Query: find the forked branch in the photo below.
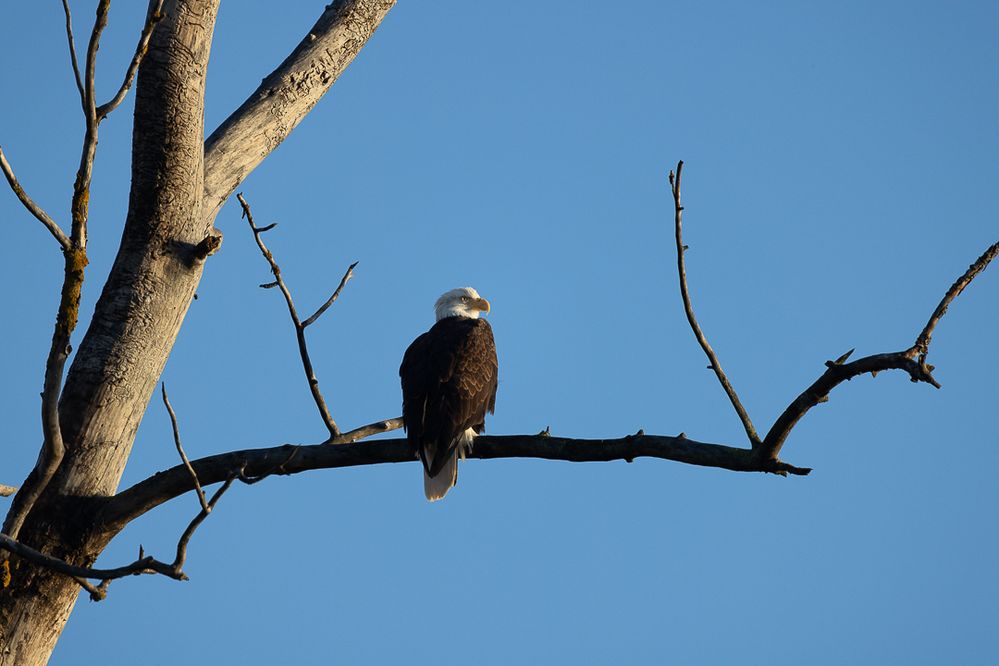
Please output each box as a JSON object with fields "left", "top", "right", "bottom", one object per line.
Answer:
{"left": 758, "top": 239, "right": 998, "bottom": 461}
{"left": 0, "top": 478, "right": 234, "bottom": 602}
{"left": 668, "top": 161, "right": 996, "bottom": 465}
{"left": 96, "top": 0, "right": 166, "bottom": 120}
{"left": 237, "top": 193, "right": 354, "bottom": 439}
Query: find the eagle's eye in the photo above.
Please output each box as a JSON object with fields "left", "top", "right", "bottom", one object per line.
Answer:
{"left": 460, "top": 296, "right": 469, "bottom": 302}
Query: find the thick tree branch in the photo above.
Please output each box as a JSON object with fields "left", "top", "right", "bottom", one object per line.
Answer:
{"left": 100, "top": 433, "right": 810, "bottom": 533}
{"left": 202, "top": 0, "right": 396, "bottom": 224}
{"left": 669, "top": 161, "right": 761, "bottom": 446}
{"left": 0, "top": 146, "right": 71, "bottom": 250}
{"left": 238, "top": 193, "right": 348, "bottom": 438}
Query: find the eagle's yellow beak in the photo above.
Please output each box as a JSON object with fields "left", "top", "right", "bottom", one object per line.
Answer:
{"left": 473, "top": 297, "right": 491, "bottom": 313}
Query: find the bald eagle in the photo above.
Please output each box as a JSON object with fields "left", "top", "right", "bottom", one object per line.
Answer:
{"left": 400, "top": 288, "right": 498, "bottom": 501}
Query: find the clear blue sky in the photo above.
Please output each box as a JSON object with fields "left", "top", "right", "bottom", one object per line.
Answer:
{"left": 2, "top": 1, "right": 997, "bottom": 664}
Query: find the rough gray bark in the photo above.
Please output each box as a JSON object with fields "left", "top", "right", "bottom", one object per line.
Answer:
{"left": 0, "top": 1, "right": 395, "bottom": 663}
{"left": 202, "top": 0, "right": 396, "bottom": 223}
{"left": 0, "top": 3, "right": 219, "bottom": 663}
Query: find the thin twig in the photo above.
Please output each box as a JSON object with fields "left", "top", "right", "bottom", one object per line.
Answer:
{"left": 0, "top": 475, "right": 236, "bottom": 602}
{"left": 237, "top": 193, "right": 343, "bottom": 438}
{"left": 172, "top": 477, "right": 234, "bottom": 571}
{"left": 911, "top": 240, "right": 999, "bottom": 362}
{"left": 60, "top": 0, "right": 85, "bottom": 103}
{"left": 330, "top": 417, "right": 404, "bottom": 444}
{"left": 0, "top": 484, "right": 18, "bottom": 497}
{"left": 0, "top": 533, "right": 183, "bottom": 584}
{"left": 161, "top": 383, "right": 209, "bottom": 512}
{"left": 302, "top": 262, "right": 358, "bottom": 328}
{"left": 83, "top": 0, "right": 111, "bottom": 123}
{"left": 0, "top": 146, "right": 71, "bottom": 250}
{"left": 669, "top": 161, "right": 761, "bottom": 447}
{"left": 96, "top": 0, "right": 166, "bottom": 120}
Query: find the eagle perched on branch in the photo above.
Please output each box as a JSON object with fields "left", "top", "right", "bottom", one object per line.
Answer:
{"left": 400, "top": 288, "right": 498, "bottom": 501}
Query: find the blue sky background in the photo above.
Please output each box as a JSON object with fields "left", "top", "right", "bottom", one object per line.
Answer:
{"left": 2, "top": 1, "right": 997, "bottom": 664}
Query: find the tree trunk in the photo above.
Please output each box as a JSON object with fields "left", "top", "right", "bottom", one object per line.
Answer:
{"left": 0, "top": 0, "right": 394, "bottom": 661}
{"left": 0, "top": 2, "right": 219, "bottom": 662}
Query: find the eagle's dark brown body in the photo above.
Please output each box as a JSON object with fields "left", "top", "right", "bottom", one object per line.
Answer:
{"left": 400, "top": 316, "right": 498, "bottom": 499}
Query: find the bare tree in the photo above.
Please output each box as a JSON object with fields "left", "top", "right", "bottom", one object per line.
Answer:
{"left": 0, "top": 2, "right": 995, "bottom": 664}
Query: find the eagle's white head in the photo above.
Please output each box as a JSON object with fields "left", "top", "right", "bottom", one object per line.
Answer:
{"left": 434, "top": 287, "right": 491, "bottom": 321}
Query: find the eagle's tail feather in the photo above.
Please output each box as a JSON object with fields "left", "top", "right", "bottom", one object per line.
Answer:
{"left": 423, "top": 429, "right": 476, "bottom": 502}
{"left": 423, "top": 448, "right": 458, "bottom": 501}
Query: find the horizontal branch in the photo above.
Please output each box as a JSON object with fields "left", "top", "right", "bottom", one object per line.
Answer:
{"left": 0, "top": 484, "right": 17, "bottom": 497}
{"left": 100, "top": 432, "right": 809, "bottom": 532}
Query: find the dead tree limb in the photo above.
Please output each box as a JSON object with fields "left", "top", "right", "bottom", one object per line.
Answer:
{"left": 669, "top": 161, "right": 761, "bottom": 446}
{"left": 332, "top": 417, "right": 404, "bottom": 444}
{"left": 912, "top": 241, "right": 999, "bottom": 362}
{"left": 0, "top": 147, "right": 70, "bottom": 250}
{"left": 161, "top": 383, "right": 209, "bottom": 512}
{"left": 758, "top": 239, "right": 998, "bottom": 462}
{"left": 99, "top": 433, "right": 812, "bottom": 533}
{"left": 0, "top": 477, "right": 234, "bottom": 602}
{"left": 59, "top": 0, "right": 85, "bottom": 102}
{"left": 2, "top": 384, "right": 232, "bottom": 602}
